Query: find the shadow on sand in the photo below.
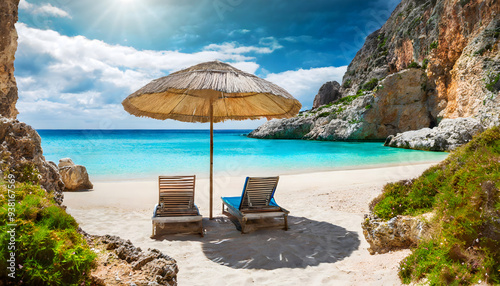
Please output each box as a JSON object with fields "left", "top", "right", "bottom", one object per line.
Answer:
{"left": 200, "top": 216, "right": 360, "bottom": 270}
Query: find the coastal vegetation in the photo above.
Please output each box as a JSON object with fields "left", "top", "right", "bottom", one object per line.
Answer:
{"left": 0, "top": 180, "right": 96, "bottom": 285}
{"left": 430, "top": 41, "right": 438, "bottom": 49}
{"left": 362, "top": 78, "right": 379, "bottom": 91}
{"left": 407, "top": 61, "right": 421, "bottom": 69}
{"left": 370, "top": 126, "right": 500, "bottom": 285}
{"left": 421, "top": 59, "right": 429, "bottom": 70}
{"left": 485, "top": 72, "right": 500, "bottom": 93}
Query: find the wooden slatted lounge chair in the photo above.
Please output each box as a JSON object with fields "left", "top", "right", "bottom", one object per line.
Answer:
{"left": 221, "top": 176, "right": 289, "bottom": 233}
{"left": 152, "top": 175, "right": 203, "bottom": 237}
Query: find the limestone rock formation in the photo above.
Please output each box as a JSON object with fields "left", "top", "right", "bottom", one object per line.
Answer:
{"left": 340, "top": 0, "right": 500, "bottom": 126}
{"left": 385, "top": 117, "right": 484, "bottom": 151}
{"left": 58, "top": 158, "right": 93, "bottom": 191}
{"left": 250, "top": 0, "right": 500, "bottom": 143}
{"left": 250, "top": 69, "right": 433, "bottom": 140}
{"left": 0, "top": 118, "right": 65, "bottom": 203}
{"left": 88, "top": 234, "right": 178, "bottom": 286}
{"left": 248, "top": 116, "right": 315, "bottom": 139}
{"left": 249, "top": 93, "right": 374, "bottom": 140}
{"left": 312, "top": 81, "right": 341, "bottom": 109}
{"left": 362, "top": 213, "right": 433, "bottom": 255}
{"left": 0, "top": 0, "right": 19, "bottom": 118}
{"left": 362, "top": 69, "right": 432, "bottom": 138}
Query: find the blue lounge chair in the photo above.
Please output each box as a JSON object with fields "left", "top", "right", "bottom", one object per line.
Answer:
{"left": 221, "top": 176, "right": 289, "bottom": 233}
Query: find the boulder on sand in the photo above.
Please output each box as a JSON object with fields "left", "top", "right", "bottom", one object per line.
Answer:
{"left": 384, "top": 117, "right": 484, "bottom": 151}
{"left": 58, "top": 158, "right": 93, "bottom": 191}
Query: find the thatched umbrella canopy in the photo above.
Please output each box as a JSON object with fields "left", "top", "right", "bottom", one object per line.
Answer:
{"left": 122, "top": 60, "right": 301, "bottom": 219}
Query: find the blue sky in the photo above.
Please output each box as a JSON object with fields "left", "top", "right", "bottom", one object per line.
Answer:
{"left": 15, "top": 0, "right": 400, "bottom": 129}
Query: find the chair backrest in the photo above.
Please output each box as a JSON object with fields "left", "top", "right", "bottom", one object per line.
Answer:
{"left": 239, "top": 176, "right": 279, "bottom": 210}
{"left": 157, "top": 175, "right": 196, "bottom": 216}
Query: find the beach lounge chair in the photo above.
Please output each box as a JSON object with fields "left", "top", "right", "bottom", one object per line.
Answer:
{"left": 152, "top": 175, "right": 203, "bottom": 237}
{"left": 221, "top": 176, "right": 289, "bottom": 233}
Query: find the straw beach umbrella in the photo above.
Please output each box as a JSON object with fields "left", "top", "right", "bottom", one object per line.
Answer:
{"left": 122, "top": 60, "right": 301, "bottom": 219}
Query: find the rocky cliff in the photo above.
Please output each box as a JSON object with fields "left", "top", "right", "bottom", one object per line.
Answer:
{"left": 250, "top": 0, "right": 500, "bottom": 141}
{"left": 312, "top": 81, "right": 341, "bottom": 109}
{"left": 0, "top": 0, "right": 19, "bottom": 118}
{"left": 0, "top": 0, "right": 64, "bottom": 202}
{"left": 0, "top": 118, "right": 65, "bottom": 203}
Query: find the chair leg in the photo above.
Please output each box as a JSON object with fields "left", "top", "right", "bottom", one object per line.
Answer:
{"left": 241, "top": 217, "right": 247, "bottom": 234}
{"left": 284, "top": 214, "right": 288, "bottom": 231}
{"left": 199, "top": 221, "right": 204, "bottom": 237}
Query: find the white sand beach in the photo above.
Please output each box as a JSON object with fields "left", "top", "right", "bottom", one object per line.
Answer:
{"left": 63, "top": 162, "right": 440, "bottom": 286}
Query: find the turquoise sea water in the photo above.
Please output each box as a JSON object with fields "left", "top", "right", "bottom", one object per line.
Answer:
{"left": 37, "top": 130, "right": 448, "bottom": 181}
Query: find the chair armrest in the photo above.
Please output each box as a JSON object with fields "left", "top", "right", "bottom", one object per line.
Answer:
{"left": 153, "top": 204, "right": 159, "bottom": 217}
{"left": 194, "top": 205, "right": 201, "bottom": 215}
{"left": 280, "top": 207, "right": 290, "bottom": 214}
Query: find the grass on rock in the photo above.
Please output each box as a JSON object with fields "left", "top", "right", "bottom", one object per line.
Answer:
{"left": 0, "top": 181, "right": 96, "bottom": 285}
{"left": 370, "top": 126, "right": 500, "bottom": 285}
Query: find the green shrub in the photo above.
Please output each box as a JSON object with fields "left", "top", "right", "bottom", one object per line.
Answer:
{"left": 378, "top": 37, "right": 388, "bottom": 49}
{"left": 371, "top": 127, "right": 500, "bottom": 285}
{"left": 422, "top": 59, "right": 429, "bottom": 70}
{"left": 408, "top": 61, "right": 421, "bottom": 69}
{"left": 0, "top": 182, "right": 96, "bottom": 285}
{"left": 332, "top": 106, "right": 345, "bottom": 115}
{"left": 485, "top": 73, "right": 500, "bottom": 93}
{"left": 342, "top": 79, "right": 352, "bottom": 88}
{"left": 362, "top": 78, "right": 379, "bottom": 91}
{"left": 430, "top": 41, "right": 438, "bottom": 50}
{"left": 356, "top": 89, "right": 366, "bottom": 97}
{"left": 317, "top": 112, "right": 330, "bottom": 118}
{"left": 365, "top": 104, "right": 372, "bottom": 109}
{"left": 337, "top": 94, "right": 360, "bottom": 105}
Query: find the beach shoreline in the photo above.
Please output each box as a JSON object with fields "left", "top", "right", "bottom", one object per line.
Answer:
{"left": 64, "top": 162, "right": 441, "bottom": 285}
{"left": 88, "top": 159, "right": 446, "bottom": 183}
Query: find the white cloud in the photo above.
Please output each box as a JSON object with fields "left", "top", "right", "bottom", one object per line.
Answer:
{"left": 15, "top": 22, "right": 264, "bottom": 92}
{"left": 19, "top": 0, "right": 33, "bottom": 10}
{"left": 14, "top": 23, "right": 346, "bottom": 129}
{"left": 259, "top": 37, "right": 283, "bottom": 51}
{"left": 14, "top": 23, "right": 289, "bottom": 129}
{"left": 265, "top": 66, "right": 348, "bottom": 109}
{"left": 34, "top": 3, "right": 71, "bottom": 18}
{"left": 228, "top": 29, "right": 251, "bottom": 37}
{"left": 19, "top": 0, "right": 71, "bottom": 18}
{"left": 204, "top": 40, "right": 282, "bottom": 55}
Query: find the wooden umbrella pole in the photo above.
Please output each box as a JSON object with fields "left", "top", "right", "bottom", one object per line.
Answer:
{"left": 209, "top": 101, "right": 214, "bottom": 220}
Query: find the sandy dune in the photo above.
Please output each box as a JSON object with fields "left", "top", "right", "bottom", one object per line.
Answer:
{"left": 63, "top": 162, "right": 439, "bottom": 286}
